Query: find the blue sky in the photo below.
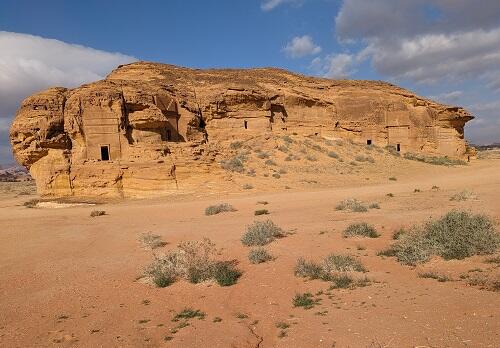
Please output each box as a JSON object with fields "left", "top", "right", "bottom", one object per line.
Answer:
{"left": 1, "top": 0, "right": 499, "bottom": 163}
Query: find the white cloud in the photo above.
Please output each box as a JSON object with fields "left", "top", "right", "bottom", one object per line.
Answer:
{"left": 261, "top": 0, "right": 302, "bottom": 11}
{"left": 283, "top": 35, "right": 321, "bottom": 58}
{"left": 311, "top": 53, "right": 356, "bottom": 79}
{"left": 0, "top": 31, "right": 136, "bottom": 163}
{"left": 429, "top": 90, "right": 463, "bottom": 104}
{"left": 0, "top": 31, "right": 136, "bottom": 118}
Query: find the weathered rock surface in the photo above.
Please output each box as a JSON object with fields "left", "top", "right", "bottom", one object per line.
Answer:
{"left": 10, "top": 62, "right": 473, "bottom": 197}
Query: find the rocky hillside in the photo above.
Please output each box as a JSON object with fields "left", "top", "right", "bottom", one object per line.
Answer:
{"left": 9, "top": 62, "right": 473, "bottom": 197}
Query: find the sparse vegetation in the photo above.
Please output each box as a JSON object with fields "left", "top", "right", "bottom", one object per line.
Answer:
{"left": 205, "top": 203, "right": 236, "bottom": 216}
{"left": 172, "top": 308, "right": 206, "bottom": 321}
{"left": 369, "top": 202, "right": 380, "bottom": 209}
{"left": 392, "top": 228, "right": 407, "bottom": 240}
{"left": 265, "top": 159, "right": 277, "bottom": 166}
{"left": 90, "top": 210, "right": 106, "bottom": 217}
{"left": 403, "top": 152, "right": 466, "bottom": 166}
{"left": 257, "top": 201, "right": 269, "bottom": 205}
{"left": 335, "top": 198, "right": 368, "bottom": 212}
{"left": 139, "top": 232, "right": 166, "bottom": 249}
{"left": 414, "top": 188, "right": 421, "bottom": 193}
{"left": 144, "top": 238, "right": 241, "bottom": 287}
{"left": 388, "top": 177, "right": 397, "bottom": 181}
{"left": 450, "top": 190, "right": 476, "bottom": 201}
{"left": 386, "top": 193, "right": 394, "bottom": 197}
{"left": 385, "top": 145, "right": 400, "bottom": 156}
{"left": 343, "top": 223, "right": 379, "bottom": 238}
{"left": 241, "top": 220, "right": 284, "bottom": 246}
{"left": 254, "top": 209, "right": 269, "bottom": 216}
{"left": 248, "top": 248, "right": 273, "bottom": 264}
{"left": 355, "top": 155, "right": 375, "bottom": 163}
{"left": 306, "top": 155, "right": 317, "bottom": 162}
{"left": 220, "top": 153, "right": 247, "bottom": 172}
{"left": 292, "top": 292, "right": 318, "bottom": 309}
{"left": 23, "top": 198, "right": 39, "bottom": 208}
{"left": 229, "top": 141, "right": 243, "bottom": 150}
{"left": 381, "top": 210, "right": 499, "bottom": 265}
{"left": 282, "top": 135, "right": 293, "bottom": 144}
{"left": 418, "top": 271, "right": 450, "bottom": 282}
{"left": 242, "top": 184, "right": 254, "bottom": 190}
{"left": 257, "top": 151, "right": 270, "bottom": 159}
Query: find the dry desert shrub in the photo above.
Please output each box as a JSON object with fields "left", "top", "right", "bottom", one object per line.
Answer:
{"left": 403, "top": 152, "right": 466, "bottom": 166}
{"left": 139, "top": 232, "right": 166, "bottom": 249}
{"left": 335, "top": 198, "right": 368, "bottom": 212}
{"left": 241, "top": 220, "right": 284, "bottom": 246}
{"left": 205, "top": 203, "right": 236, "bottom": 216}
{"left": 90, "top": 210, "right": 106, "bottom": 217}
{"left": 254, "top": 209, "right": 269, "bottom": 216}
{"left": 449, "top": 190, "right": 477, "bottom": 201}
{"left": 23, "top": 198, "right": 39, "bottom": 208}
{"left": 418, "top": 271, "right": 451, "bottom": 282}
{"left": 380, "top": 210, "right": 499, "bottom": 265}
{"left": 295, "top": 254, "right": 369, "bottom": 289}
{"left": 248, "top": 248, "right": 273, "bottom": 264}
{"left": 343, "top": 223, "right": 380, "bottom": 238}
{"left": 220, "top": 153, "right": 247, "bottom": 172}
{"left": 144, "top": 238, "right": 241, "bottom": 287}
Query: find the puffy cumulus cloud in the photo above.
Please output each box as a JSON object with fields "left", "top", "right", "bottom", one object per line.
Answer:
{"left": 0, "top": 31, "right": 136, "bottom": 118}
{"left": 329, "top": 0, "right": 500, "bottom": 144}
{"left": 261, "top": 0, "right": 302, "bottom": 11}
{"left": 0, "top": 31, "right": 136, "bottom": 163}
{"left": 310, "top": 53, "right": 356, "bottom": 78}
{"left": 283, "top": 35, "right": 322, "bottom": 58}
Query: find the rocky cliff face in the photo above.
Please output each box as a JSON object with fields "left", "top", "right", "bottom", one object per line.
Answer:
{"left": 10, "top": 62, "right": 473, "bottom": 197}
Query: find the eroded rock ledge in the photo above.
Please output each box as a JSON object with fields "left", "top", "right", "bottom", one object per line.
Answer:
{"left": 10, "top": 62, "right": 473, "bottom": 197}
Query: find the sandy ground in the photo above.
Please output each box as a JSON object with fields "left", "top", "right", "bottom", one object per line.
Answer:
{"left": 0, "top": 158, "right": 499, "bottom": 348}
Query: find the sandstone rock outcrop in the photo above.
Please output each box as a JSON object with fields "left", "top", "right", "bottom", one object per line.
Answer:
{"left": 10, "top": 62, "right": 473, "bottom": 197}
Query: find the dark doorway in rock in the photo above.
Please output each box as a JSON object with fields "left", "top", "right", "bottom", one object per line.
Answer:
{"left": 100, "top": 145, "right": 110, "bottom": 161}
{"left": 166, "top": 129, "right": 172, "bottom": 141}
{"left": 396, "top": 143, "right": 401, "bottom": 152}
{"left": 367, "top": 139, "right": 372, "bottom": 145}
{"left": 244, "top": 120, "right": 248, "bottom": 129}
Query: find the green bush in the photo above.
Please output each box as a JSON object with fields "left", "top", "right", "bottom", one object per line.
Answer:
{"left": 343, "top": 223, "right": 379, "bottom": 238}
{"left": 211, "top": 261, "right": 241, "bottom": 286}
{"left": 205, "top": 203, "right": 236, "bottom": 216}
{"left": 241, "top": 220, "right": 284, "bottom": 246}
{"left": 292, "top": 293, "right": 317, "bottom": 309}
{"left": 248, "top": 248, "right": 273, "bottom": 264}
{"left": 384, "top": 210, "right": 499, "bottom": 265}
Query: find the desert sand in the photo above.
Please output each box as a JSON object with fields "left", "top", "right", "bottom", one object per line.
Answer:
{"left": 0, "top": 152, "right": 499, "bottom": 348}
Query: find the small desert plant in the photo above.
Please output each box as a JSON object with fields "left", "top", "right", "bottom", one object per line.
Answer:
{"left": 355, "top": 155, "right": 375, "bottom": 163}
{"left": 369, "top": 202, "right": 380, "bottom": 209}
{"left": 282, "top": 135, "right": 293, "bottom": 143}
{"left": 248, "top": 248, "right": 273, "bottom": 264}
{"left": 329, "top": 273, "right": 354, "bottom": 289}
{"left": 403, "top": 152, "right": 466, "bottom": 166}
{"left": 306, "top": 155, "right": 317, "bottom": 162}
{"left": 275, "top": 321, "right": 290, "bottom": 329}
{"left": 254, "top": 209, "right": 269, "bottom": 216}
{"left": 246, "top": 169, "right": 256, "bottom": 177}
{"left": 90, "top": 210, "right": 106, "bottom": 217}
{"left": 414, "top": 188, "right": 421, "bottom": 193}
{"left": 257, "top": 201, "right": 269, "bottom": 205}
{"left": 23, "top": 198, "right": 39, "bottom": 208}
{"left": 173, "top": 308, "right": 206, "bottom": 321}
{"left": 343, "top": 223, "right": 379, "bottom": 238}
{"left": 144, "top": 238, "right": 241, "bottom": 287}
{"left": 385, "top": 145, "right": 400, "bottom": 156}
{"left": 277, "top": 145, "right": 289, "bottom": 153}
{"left": 392, "top": 228, "right": 407, "bottom": 240}
{"left": 292, "top": 292, "right": 318, "bottom": 309}
{"left": 388, "top": 177, "right": 397, "bottom": 181}
{"left": 323, "top": 254, "right": 366, "bottom": 273}
{"left": 205, "top": 203, "right": 236, "bottom": 216}
{"left": 241, "top": 220, "right": 284, "bottom": 246}
{"left": 383, "top": 210, "right": 499, "bottom": 265}
{"left": 294, "top": 258, "right": 324, "bottom": 279}
{"left": 386, "top": 193, "right": 394, "bottom": 197}
{"left": 265, "top": 159, "right": 277, "bottom": 166}
{"left": 328, "top": 151, "right": 339, "bottom": 159}
{"left": 335, "top": 198, "right": 368, "bottom": 212}
{"left": 229, "top": 141, "right": 243, "bottom": 150}
{"left": 272, "top": 173, "right": 281, "bottom": 179}
{"left": 418, "top": 271, "right": 450, "bottom": 282}
{"left": 450, "top": 190, "right": 476, "bottom": 201}
{"left": 221, "top": 154, "right": 247, "bottom": 172}
{"left": 432, "top": 185, "right": 440, "bottom": 190}
{"left": 139, "top": 232, "right": 166, "bottom": 249}
{"left": 211, "top": 261, "right": 242, "bottom": 286}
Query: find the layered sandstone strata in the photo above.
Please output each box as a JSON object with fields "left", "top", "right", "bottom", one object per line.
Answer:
{"left": 10, "top": 62, "right": 473, "bottom": 197}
